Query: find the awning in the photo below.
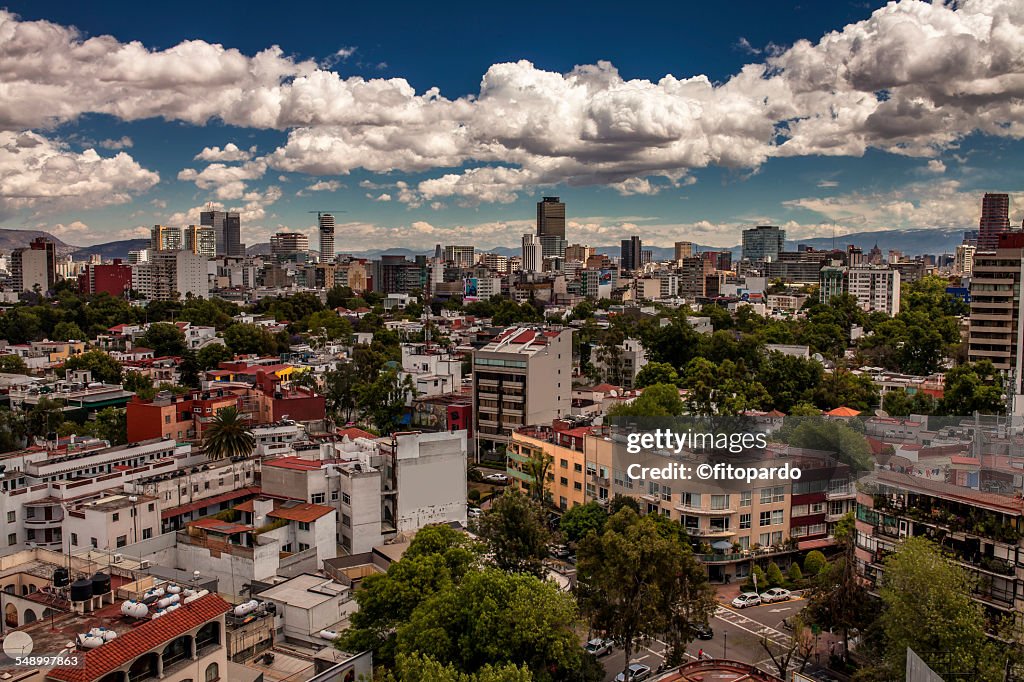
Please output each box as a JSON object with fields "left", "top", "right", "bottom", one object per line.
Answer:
{"left": 711, "top": 540, "right": 733, "bottom": 551}
{"left": 161, "top": 486, "right": 260, "bottom": 520}
{"left": 797, "top": 538, "right": 834, "bottom": 551}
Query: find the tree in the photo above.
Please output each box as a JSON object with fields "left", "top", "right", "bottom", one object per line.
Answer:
{"left": 322, "top": 363, "right": 361, "bottom": 424}
{"left": 882, "top": 388, "right": 936, "bottom": 417}
{"left": 787, "top": 562, "right": 803, "bottom": 584}
{"left": 522, "top": 449, "right": 552, "bottom": 505}
{"left": 306, "top": 310, "right": 352, "bottom": 342}
{"left": 61, "top": 350, "right": 123, "bottom": 384}
{"left": 123, "top": 371, "right": 156, "bottom": 400}
{"left": 802, "top": 550, "right": 826, "bottom": 577}
{"left": 358, "top": 369, "right": 415, "bottom": 435}
{"left": 875, "top": 537, "right": 999, "bottom": 680}
{"left": 759, "top": 613, "right": 815, "bottom": 679}
{"left": 61, "top": 407, "right": 127, "bottom": 445}
{"left": 765, "top": 561, "right": 785, "bottom": 587}
{"left": 25, "top": 398, "right": 64, "bottom": 439}
{"left": 813, "top": 368, "right": 878, "bottom": 412}
{"left": 577, "top": 508, "right": 714, "bottom": 679}
{"left": 558, "top": 501, "right": 607, "bottom": 545}
{"left": 0, "top": 408, "right": 27, "bottom": 453}
{"left": 755, "top": 352, "right": 823, "bottom": 413}
{"left": 476, "top": 489, "right": 552, "bottom": 577}
{"left": 202, "top": 406, "right": 255, "bottom": 460}
{"left": 779, "top": 417, "right": 873, "bottom": 472}
{"left": 0, "top": 355, "right": 29, "bottom": 375}
{"left": 52, "top": 321, "right": 86, "bottom": 342}
{"left": 223, "top": 323, "right": 278, "bottom": 356}
{"left": 378, "top": 653, "right": 533, "bottom": 682}
{"left": 805, "top": 514, "right": 875, "bottom": 665}
{"left": 940, "top": 360, "right": 1005, "bottom": 415}
{"left": 606, "top": 383, "right": 685, "bottom": 417}
{"left": 138, "top": 322, "right": 188, "bottom": 357}
{"left": 396, "top": 568, "right": 589, "bottom": 682}
{"left": 633, "top": 362, "right": 679, "bottom": 389}
{"left": 196, "top": 344, "right": 234, "bottom": 371}
{"left": 337, "top": 525, "right": 482, "bottom": 667}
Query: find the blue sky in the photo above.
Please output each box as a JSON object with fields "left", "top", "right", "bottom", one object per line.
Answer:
{"left": 1, "top": 0, "right": 1023, "bottom": 251}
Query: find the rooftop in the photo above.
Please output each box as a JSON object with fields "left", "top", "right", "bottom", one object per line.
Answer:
{"left": 256, "top": 573, "right": 348, "bottom": 609}
{"left": 268, "top": 501, "right": 334, "bottom": 523}
{"left": 187, "top": 518, "right": 254, "bottom": 535}
{"left": 869, "top": 470, "right": 1024, "bottom": 516}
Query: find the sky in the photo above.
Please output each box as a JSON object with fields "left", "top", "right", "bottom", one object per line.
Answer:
{"left": 1, "top": 0, "right": 1024, "bottom": 252}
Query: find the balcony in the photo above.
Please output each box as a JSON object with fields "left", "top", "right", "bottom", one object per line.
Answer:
{"left": 675, "top": 504, "right": 736, "bottom": 515}
{"left": 694, "top": 545, "right": 798, "bottom": 564}
{"left": 826, "top": 488, "right": 855, "bottom": 501}
{"left": 690, "top": 527, "right": 736, "bottom": 538}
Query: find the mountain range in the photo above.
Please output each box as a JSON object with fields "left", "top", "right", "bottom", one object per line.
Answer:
{"left": 0, "top": 226, "right": 973, "bottom": 262}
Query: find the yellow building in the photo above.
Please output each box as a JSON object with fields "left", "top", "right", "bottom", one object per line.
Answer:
{"left": 509, "top": 423, "right": 606, "bottom": 510}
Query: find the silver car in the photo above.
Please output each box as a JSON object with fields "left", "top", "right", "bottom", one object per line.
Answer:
{"left": 615, "top": 664, "right": 652, "bottom": 682}
{"left": 584, "top": 638, "right": 613, "bottom": 657}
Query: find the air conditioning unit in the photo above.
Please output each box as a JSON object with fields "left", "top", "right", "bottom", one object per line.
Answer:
{"left": 113, "top": 554, "right": 124, "bottom": 563}
{"left": 138, "top": 560, "right": 151, "bottom": 569}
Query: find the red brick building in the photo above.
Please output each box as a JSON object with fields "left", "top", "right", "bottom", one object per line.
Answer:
{"left": 78, "top": 260, "right": 133, "bottom": 297}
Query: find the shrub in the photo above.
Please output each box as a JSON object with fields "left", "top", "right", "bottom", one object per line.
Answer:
{"left": 787, "top": 562, "right": 803, "bottom": 584}
{"left": 766, "top": 561, "right": 785, "bottom": 587}
{"left": 803, "top": 550, "right": 827, "bottom": 576}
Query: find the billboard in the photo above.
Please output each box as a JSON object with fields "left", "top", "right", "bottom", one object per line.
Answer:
{"left": 464, "top": 277, "right": 480, "bottom": 301}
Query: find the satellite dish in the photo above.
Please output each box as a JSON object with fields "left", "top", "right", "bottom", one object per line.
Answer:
{"left": 875, "top": 409, "right": 890, "bottom": 418}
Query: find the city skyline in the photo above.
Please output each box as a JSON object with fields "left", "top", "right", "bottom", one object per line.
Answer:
{"left": 1, "top": 1, "right": 1024, "bottom": 250}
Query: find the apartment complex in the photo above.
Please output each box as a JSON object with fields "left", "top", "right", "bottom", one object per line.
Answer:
{"left": 184, "top": 224, "right": 217, "bottom": 257}
{"left": 968, "top": 232, "right": 1024, "bottom": 407}
{"left": 271, "top": 231, "right": 310, "bottom": 256}
{"left": 11, "top": 237, "right": 57, "bottom": 294}
{"left": 855, "top": 471, "right": 1024, "bottom": 624}
{"left": 131, "top": 250, "right": 209, "bottom": 301}
{"left": 819, "top": 264, "right": 901, "bottom": 316}
{"left": 473, "top": 326, "right": 573, "bottom": 457}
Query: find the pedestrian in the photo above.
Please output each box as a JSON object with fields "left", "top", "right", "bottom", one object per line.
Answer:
{"left": 698, "top": 648, "right": 703, "bottom": 659}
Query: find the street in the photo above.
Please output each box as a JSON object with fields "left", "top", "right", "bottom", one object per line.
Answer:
{"left": 598, "top": 597, "right": 823, "bottom": 681}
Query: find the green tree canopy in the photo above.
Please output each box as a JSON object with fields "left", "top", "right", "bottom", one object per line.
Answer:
{"left": 202, "top": 406, "right": 255, "bottom": 460}
{"left": 61, "top": 349, "right": 123, "bottom": 384}
{"left": 476, "top": 489, "right": 552, "bottom": 577}
{"left": 558, "top": 501, "right": 608, "bottom": 545}
{"left": 138, "top": 322, "right": 188, "bottom": 357}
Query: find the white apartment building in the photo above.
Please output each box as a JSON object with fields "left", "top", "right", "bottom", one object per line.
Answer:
{"left": 593, "top": 338, "right": 649, "bottom": 389}
{"left": 522, "top": 234, "right": 542, "bottom": 273}
{"left": 65, "top": 492, "right": 162, "bottom": 551}
{"left": 819, "top": 265, "right": 901, "bottom": 316}
{"left": 955, "top": 244, "right": 976, "bottom": 276}
{"left": 400, "top": 343, "right": 463, "bottom": 400}
{"left": 133, "top": 250, "right": 209, "bottom": 300}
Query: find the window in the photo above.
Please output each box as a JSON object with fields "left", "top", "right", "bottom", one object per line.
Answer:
{"left": 711, "top": 494, "right": 730, "bottom": 510}
{"left": 759, "top": 486, "right": 785, "bottom": 504}
{"left": 71, "top": 532, "right": 78, "bottom": 546}
{"left": 758, "top": 533, "right": 770, "bottom": 547}
{"left": 661, "top": 485, "right": 672, "bottom": 502}
{"left": 298, "top": 543, "right": 310, "bottom": 551}
{"left": 6, "top": 533, "right": 15, "bottom": 546}
{"left": 5, "top": 511, "right": 13, "bottom": 523}
{"left": 331, "top": 490, "right": 339, "bottom": 501}
{"left": 193, "top": 485, "right": 199, "bottom": 494}
{"left": 560, "top": 477, "right": 568, "bottom": 486}
{"left": 204, "top": 481, "right": 211, "bottom": 490}
{"left": 737, "top": 536, "right": 750, "bottom": 550}
{"left": 116, "top": 535, "right": 127, "bottom": 548}
{"left": 148, "top": 503, "right": 155, "bottom": 512}
{"left": 112, "top": 513, "right": 120, "bottom": 522}
{"left": 759, "top": 511, "right": 772, "bottom": 527}
{"left": 298, "top": 522, "right": 311, "bottom": 531}
{"left": 342, "top": 514, "right": 351, "bottom": 527}
{"left": 282, "top": 543, "right": 292, "bottom": 552}
{"left": 771, "top": 531, "right": 784, "bottom": 546}
{"left": 311, "top": 493, "right": 325, "bottom": 504}
{"left": 205, "top": 662, "right": 219, "bottom": 682}
{"left": 574, "top": 463, "right": 583, "bottom": 473}
{"left": 681, "top": 492, "right": 701, "bottom": 508}
{"left": 90, "top": 537, "right": 98, "bottom": 548}
{"left": 739, "top": 514, "right": 751, "bottom": 529}
{"left": 560, "top": 459, "right": 568, "bottom": 469}
{"left": 342, "top": 493, "right": 351, "bottom": 505}
{"left": 573, "top": 482, "right": 582, "bottom": 491}
{"left": 772, "top": 509, "right": 784, "bottom": 525}
{"left": 740, "top": 491, "right": 751, "bottom": 507}
{"left": 143, "top": 528, "right": 152, "bottom": 540}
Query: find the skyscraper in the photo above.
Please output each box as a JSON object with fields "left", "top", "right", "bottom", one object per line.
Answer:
{"left": 444, "top": 245, "right": 476, "bottom": 268}
{"left": 184, "top": 224, "right": 216, "bottom": 258}
{"left": 536, "top": 197, "right": 566, "bottom": 259}
{"left": 11, "top": 237, "right": 56, "bottom": 293}
{"left": 978, "top": 193, "right": 1010, "bottom": 251}
{"left": 522, "top": 234, "right": 542, "bottom": 273}
{"left": 741, "top": 225, "right": 786, "bottom": 261}
{"left": 674, "top": 241, "right": 695, "bottom": 261}
{"left": 620, "top": 236, "right": 642, "bottom": 271}
{"left": 200, "top": 210, "right": 244, "bottom": 257}
{"left": 318, "top": 213, "right": 336, "bottom": 262}
{"left": 150, "top": 225, "right": 182, "bottom": 252}
{"left": 270, "top": 231, "right": 310, "bottom": 257}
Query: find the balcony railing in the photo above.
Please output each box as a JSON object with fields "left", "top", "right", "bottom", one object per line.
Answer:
{"left": 694, "top": 545, "right": 798, "bottom": 564}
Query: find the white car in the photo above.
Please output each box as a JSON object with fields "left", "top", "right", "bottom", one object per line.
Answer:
{"left": 614, "top": 664, "right": 652, "bottom": 682}
{"left": 467, "top": 506, "right": 482, "bottom": 518}
{"left": 760, "top": 587, "right": 791, "bottom": 603}
{"left": 484, "top": 473, "right": 508, "bottom": 483}
{"left": 584, "top": 638, "right": 613, "bottom": 657}
{"left": 731, "top": 592, "right": 762, "bottom": 608}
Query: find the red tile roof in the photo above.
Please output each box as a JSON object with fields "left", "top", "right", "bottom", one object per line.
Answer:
{"left": 187, "top": 518, "right": 253, "bottom": 534}
{"left": 337, "top": 427, "right": 377, "bottom": 441}
{"left": 48, "top": 594, "right": 231, "bottom": 682}
{"left": 161, "top": 486, "right": 260, "bottom": 520}
{"left": 269, "top": 502, "right": 335, "bottom": 523}
{"left": 264, "top": 457, "right": 325, "bottom": 471}
{"left": 826, "top": 406, "right": 861, "bottom": 417}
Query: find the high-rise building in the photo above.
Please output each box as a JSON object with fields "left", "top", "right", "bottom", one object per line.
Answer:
{"left": 132, "top": 251, "right": 209, "bottom": 301}
{"left": 620, "top": 236, "right": 642, "bottom": 271}
{"left": 201, "top": 210, "right": 244, "bottom": 257}
{"left": 978, "top": 193, "right": 1011, "bottom": 251}
{"left": 674, "top": 241, "right": 695, "bottom": 261}
{"left": 444, "top": 245, "right": 476, "bottom": 268}
{"left": 78, "top": 261, "right": 132, "bottom": 297}
{"left": 818, "top": 265, "right": 901, "bottom": 316}
{"left": 10, "top": 237, "right": 56, "bottom": 294}
{"left": 968, "top": 232, "right": 1024, "bottom": 410}
{"left": 127, "top": 249, "right": 149, "bottom": 265}
{"left": 742, "top": 225, "right": 786, "bottom": 261}
{"left": 954, "top": 244, "right": 976, "bottom": 276}
{"left": 522, "top": 234, "right": 542, "bottom": 273}
{"left": 318, "top": 213, "right": 336, "bottom": 262}
{"left": 472, "top": 326, "right": 573, "bottom": 457}
{"left": 150, "top": 225, "right": 182, "bottom": 252}
{"left": 481, "top": 253, "right": 509, "bottom": 273}
{"left": 184, "top": 224, "right": 216, "bottom": 258}
{"left": 270, "top": 231, "right": 310, "bottom": 257}
{"left": 564, "top": 244, "right": 593, "bottom": 263}
{"left": 536, "top": 197, "right": 567, "bottom": 259}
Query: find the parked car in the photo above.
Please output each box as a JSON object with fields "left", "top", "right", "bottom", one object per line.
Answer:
{"left": 731, "top": 592, "right": 762, "bottom": 608}
{"left": 694, "top": 623, "right": 714, "bottom": 640}
{"left": 584, "top": 638, "right": 613, "bottom": 657}
{"left": 615, "top": 663, "right": 652, "bottom": 682}
{"left": 760, "top": 587, "right": 791, "bottom": 603}
{"left": 484, "top": 473, "right": 508, "bottom": 483}
{"left": 467, "top": 506, "right": 482, "bottom": 518}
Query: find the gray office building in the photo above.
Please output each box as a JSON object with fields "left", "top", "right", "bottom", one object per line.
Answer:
{"left": 201, "top": 210, "right": 245, "bottom": 257}
{"left": 537, "top": 197, "right": 567, "bottom": 259}
{"left": 742, "top": 225, "right": 786, "bottom": 262}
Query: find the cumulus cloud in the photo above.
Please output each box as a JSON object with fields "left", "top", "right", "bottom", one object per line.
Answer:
{"left": 48, "top": 220, "right": 90, "bottom": 240}
{"left": 1, "top": 2, "right": 1023, "bottom": 205}
{"left": 925, "top": 159, "right": 946, "bottom": 174}
{"left": 0, "top": 131, "right": 158, "bottom": 217}
{"left": 195, "top": 143, "right": 255, "bottom": 162}
{"left": 304, "top": 180, "right": 343, "bottom": 192}
{"left": 177, "top": 159, "right": 268, "bottom": 199}
{"left": 99, "top": 136, "right": 133, "bottom": 150}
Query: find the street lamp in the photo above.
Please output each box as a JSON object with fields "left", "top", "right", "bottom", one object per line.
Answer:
{"left": 723, "top": 631, "right": 727, "bottom": 660}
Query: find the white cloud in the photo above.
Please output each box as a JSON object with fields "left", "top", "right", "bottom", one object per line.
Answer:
{"left": 735, "top": 37, "right": 761, "bottom": 56}
{"left": 304, "top": 180, "right": 343, "bottom": 192}
{"left": 372, "top": 193, "right": 392, "bottom": 202}
{"left": 195, "top": 143, "right": 255, "bottom": 162}
{"left": 177, "top": 159, "right": 268, "bottom": 199}
{"left": 150, "top": 198, "right": 167, "bottom": 208}
{"left": 817, "top": 180, "right": 839, "bottom": 188}
{"left": 0, "top": 2, "right": 1023, "bottom": 205}
{"left": 611, "top": 177, "right": 662, "bottom": 196}
{"left": 925, "top": 159, "right": 946, "bottom": 174}
{"left": 48, "top": 220, "right": 90, "bottom": 240}
{"left": 0, "top": 131, "right": 159, "bottom": 218}
{"left": 99, "top": 136, "right": 133, "bottom": 150}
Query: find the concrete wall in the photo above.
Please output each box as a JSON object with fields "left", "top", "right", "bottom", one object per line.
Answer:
{"left": 395, "top": 432, "right": 467, "bottom": 531}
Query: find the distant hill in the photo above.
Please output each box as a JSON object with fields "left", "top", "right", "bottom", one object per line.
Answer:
{"left": 0, "top": 229, "right": 76, "bottom": 256}
{"left": 71, "top": 238, "right": 149, "bottom": 260}
{"left": 785, "top": 228, "right": 968, "bottom": 256}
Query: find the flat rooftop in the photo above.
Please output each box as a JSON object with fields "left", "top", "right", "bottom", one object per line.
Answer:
{"left": 256, "top": 574, "right": 348, "bottom": 609}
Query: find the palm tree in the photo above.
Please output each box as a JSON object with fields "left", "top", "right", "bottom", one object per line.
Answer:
{"left": 202, "top": 406, "right": 255, "bottom": 460}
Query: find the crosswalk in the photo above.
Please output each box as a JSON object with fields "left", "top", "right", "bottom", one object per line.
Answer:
{"left": 714, "top": 606, "right": 793, "bottom": 649}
